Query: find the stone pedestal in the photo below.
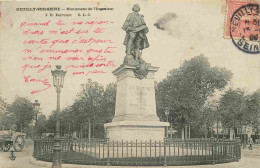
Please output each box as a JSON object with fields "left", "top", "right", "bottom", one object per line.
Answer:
{"left": 104, "top": 64, "right": 169, "bottom": 141}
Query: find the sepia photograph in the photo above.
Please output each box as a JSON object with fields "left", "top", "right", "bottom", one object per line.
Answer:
{"left": 0, "top": 0, "right": 259, "bottom": 168}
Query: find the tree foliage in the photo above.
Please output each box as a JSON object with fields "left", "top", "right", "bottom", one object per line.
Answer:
{"left": 4, "top": 55, "right": 257, "bottom": 140}
{"left": 219, "top": 89, "right": 260, "bottom": 130}
{"left": 35, "top": 114, "right": 48, "bottom": 136}
{"left": 0, "top": 96, "right": 11, "bottom": 130}
{"left": 6, "top": 96, "right": 35, "bottom": 132}
{"left": 219, "top": 89, "right": 246, "bottom": 128}
{"left": 245, "top": 89, "right": 260, "bottom": 126}
{"left": 47, "top": 80, "right": 117, "bottom": 139}
{"left": 101, "top": 83, "right": 117, "bottom": 123}
{"left": 156, "top": 55, "right": 232, "bottom": 130}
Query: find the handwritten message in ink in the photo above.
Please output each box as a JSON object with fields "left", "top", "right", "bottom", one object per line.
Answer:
{"left": 19, "top": 15, "right": 117, "bottom": 94}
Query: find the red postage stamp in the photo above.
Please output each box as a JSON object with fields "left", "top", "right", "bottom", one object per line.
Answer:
{"left": 225, "top": 0, "right": 259, "bottom": 54}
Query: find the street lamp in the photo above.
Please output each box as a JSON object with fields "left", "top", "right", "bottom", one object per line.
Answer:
{"left": 33, "top": 100, "right": 40, "bottom": 139}
{"left": 51, "top": 65, "right": 66, "bottom": 168}
{"left": 164, "top": 107, "right": 170, "bottom": 138}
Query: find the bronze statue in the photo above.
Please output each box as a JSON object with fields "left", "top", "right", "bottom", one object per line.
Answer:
{"left": 122, "top": 4, "right": 149, "bottom": 62}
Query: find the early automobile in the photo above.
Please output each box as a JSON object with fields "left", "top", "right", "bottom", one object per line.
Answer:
{"left": 0, "top": 130, "right": 26, "bottom": 152}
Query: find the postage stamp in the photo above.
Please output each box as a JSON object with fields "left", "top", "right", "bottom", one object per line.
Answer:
{"left": 224, "top": 0, "right": 259, "bottom": 54}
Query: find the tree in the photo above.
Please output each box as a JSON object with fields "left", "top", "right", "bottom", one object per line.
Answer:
{"left": 0, "top": 113, "right": 13, "bottom": 130}
{"left": 58, "top": 79, "right": 106, "bottom": 139}
{"left": 47, "top": 80, "right": 104, "bottom": 138}
{"left": 197, "top": 101, "right": 218, "bottom": 138}
{"left": 60, "top": 107, "right": 74, "bottom": 137}
{"left": 243, "top": 89, "right": 260, "bottom": 136}
{"left": 35, "top": 114, "right": 48, "bottom": 137}
{"left": 7, "top": 96, "right": 35, "bottom": 132}
{"left": 245, "top": 90, "right": 260, "bottom": 126}
{"left": 101, "top": 83, "right": 116, "bottom": 123}
{"left": 219, "top": 89, "right": 246, "bottom": 129}
{"left": 218, "top": 88, "right": 252, "bottom": 139}
{"left": 0, "top": 96, "right": 11, "bottom": 130}
{"left": 98, "top": 83, "right": 116, "bottom": 138}
{"left": 80, "top": 79, "right": 104, "bottom": 139}
{"left": 218, "top": 88, "right": 260, "bottom": 140}
{"left": 46, "top": 110, "right": 57, "bottom": 133}
{"left": 69, "top": 98, "right": 87, "bottom": 138}
{"left": 156, "top": 55, "right": 232, "bottom": 138}
{"left": 46, "top": 80, "right": 117, "bottom": 139}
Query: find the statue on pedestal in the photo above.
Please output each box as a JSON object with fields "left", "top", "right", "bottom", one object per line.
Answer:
{"left": 105, "top": 5, "right": 169, "bottom": 141}
{"left": 122, "top": 4, "right": 149, "bottom": 64}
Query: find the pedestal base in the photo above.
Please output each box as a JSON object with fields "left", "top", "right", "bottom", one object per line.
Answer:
{"left": 105, "top": 121, "right": 169, "bottom": 141}
{"left": 105, "top": 63, "right": 169, "bottom": 142}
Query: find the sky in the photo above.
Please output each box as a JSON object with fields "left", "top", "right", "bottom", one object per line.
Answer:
{"left": 0, "top": 0, "right": 259, "bottom": 117}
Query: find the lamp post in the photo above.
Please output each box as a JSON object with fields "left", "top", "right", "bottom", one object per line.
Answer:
{"left": 164, "top": 107, "right": 170, "bottom": 139}
{"left": 51, "top": 65, "right": 66, "bottom": 168}
{"left": 33, "top": 100, "right": 40, "bottom": 139}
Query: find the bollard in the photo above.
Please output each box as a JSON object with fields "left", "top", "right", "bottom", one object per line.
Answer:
{"left": 9, "top": 149, "right": 16, "bottom": 161}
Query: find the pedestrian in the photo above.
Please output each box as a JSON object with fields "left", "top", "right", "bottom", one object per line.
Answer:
{"left": 243, "top": 141, "right": 247, "bottom": 149}
{"left": 248, "top": 137, "right": 253, "bottom": 150}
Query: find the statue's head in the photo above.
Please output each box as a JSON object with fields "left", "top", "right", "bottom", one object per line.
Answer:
{"left": 132, "top": 4, "right": 140, "bottom": 12}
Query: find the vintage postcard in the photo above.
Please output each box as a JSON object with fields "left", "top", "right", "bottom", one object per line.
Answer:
{"left": 0, "top": 0, "right": 259, "bottom": 168}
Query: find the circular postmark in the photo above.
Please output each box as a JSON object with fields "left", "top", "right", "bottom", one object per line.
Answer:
{"left": 230, "top": 3, "right": 259, "bottom": 54}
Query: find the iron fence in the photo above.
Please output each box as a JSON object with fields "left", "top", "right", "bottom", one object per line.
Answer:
{"left": 33, "top": 138, "right": 241, "bottom": 166}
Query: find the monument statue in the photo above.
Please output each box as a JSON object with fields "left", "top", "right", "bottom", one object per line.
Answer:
{"left": 104, "top": 4, "right": 169, "bottom": 141}
{"left": 122, "top": 4, "right": 149, "bottom": 63}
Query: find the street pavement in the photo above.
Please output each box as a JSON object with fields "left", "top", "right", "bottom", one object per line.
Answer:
{"left": 0, "top": 139, "right": 36, "bottom": 168}
{"left": 0, "top": 140, "right": 260, "bottom": 168}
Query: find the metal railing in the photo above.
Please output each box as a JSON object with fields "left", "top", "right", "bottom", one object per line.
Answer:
{"left": 33, "top": 138, "right": 241, "bottom": 166}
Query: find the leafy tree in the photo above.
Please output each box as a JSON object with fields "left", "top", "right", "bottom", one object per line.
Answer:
{"left": 0, "top": 96, "right": 11, "bottom": 130}
{"left": 60, "top": 107, "right": 74, "bottom": 137}
{"left": 101, "top": 83, "right": 116, "bottom": 123}
{"left": 48, "top": 81, "right": 117, "bottom": 139}
{"left": 0, "top": 113, "right": 13, "bottom": 130}
{"left": 244, "top": 89, "right": 260, "bottom": 126}
{"left": 35, "top": 114, "right": 48, "bottom": 137}
{"left": 218, "top": 88, "right": 260, "bottom": 138}
{"left": 46, "top": 110, "right": 57, "bottom": 133}
{"left": 69, "top": 98, "right": 87, "bottom": 138}
{"left": 96, "top": 83, "right": 117, "bottom": 138}
{"left": 241, "top": 89, "right": 260, "bottom": 135}
{"left": 79, "top": 79, "right": 104, "bottom": 139}
{"left": 56, "top": 79, "right": 106, "bottom": 139}
{"left": 219, "top": 89, "right": 246, "bottom": 129}
{"left": 156, "top": 55, "right": 232, "bottom": 137}
{"left": 196, "top": 101, "right": 218, "bottom": 138}
{"left": 7, "top": 96, "right": 35, "bottom": 132}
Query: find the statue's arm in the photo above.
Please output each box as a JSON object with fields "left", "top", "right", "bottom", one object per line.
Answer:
{"left": 141, "top": 15, "right": 149, "bottom": 34}
{"left": 122, "top": 14, "right": 132, "bottom": 31}
{"left": 140, "top": 14, "right": 146, "bottom": 24}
